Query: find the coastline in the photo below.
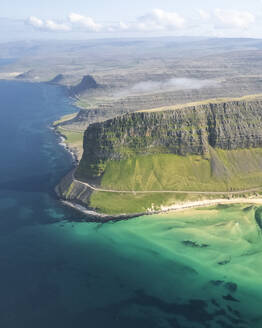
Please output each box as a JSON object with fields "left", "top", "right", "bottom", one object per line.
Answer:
{"left": 54, "top": 128, "right": 262, "bottom": 221}
{"left": 61, "top": 200, "right": 146, "bottom": 222}
{"left": 60, "top": 196, "right": 262, "bottom": 222}
{"left": 49, "top": 91, "right": 82, "bottom": 165}
{"left": 51, "top": 125, "right": 79, "bottom": 165}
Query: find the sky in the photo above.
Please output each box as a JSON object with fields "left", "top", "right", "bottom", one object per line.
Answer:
{"left": 1, "top": 0, "right": 262, "bottom": 41}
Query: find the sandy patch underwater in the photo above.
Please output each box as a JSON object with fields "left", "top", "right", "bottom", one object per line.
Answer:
{"left": 77, "top": 204, "right": 262, "bottom": 327}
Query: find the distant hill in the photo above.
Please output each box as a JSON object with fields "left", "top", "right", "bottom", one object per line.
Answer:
{"left": 48, "top": 74, "right": 65, "bottom": 84}
{"left": 15, "top": 70, "right": 35, "bottom": 80}
{"left": 69, "top": 75, "right": 100, "bottom": 96}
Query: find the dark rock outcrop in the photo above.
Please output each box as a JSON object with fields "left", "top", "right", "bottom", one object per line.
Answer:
{"left": 55, "top": 170, "right": 93, "bottom": 205}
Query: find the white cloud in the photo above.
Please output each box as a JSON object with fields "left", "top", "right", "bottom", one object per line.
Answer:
{"left": 27, "top": 16, "right": 44, "bottom": 28}
{"left": 118, "top": 22, "right": 129, "bottom": 30}
{"left": 69, "top": 13, "right": 102, "bottom": 32}
{"left": 136, "top": 9, "right": 186, "bottom": 31}
{"left": 105, "top": 21, "right": 130, "bottom": 33}
{"left": 197, "top": 9, "right": 210, "bottom": 20}
{"left": 214, "top": 9, "right": 255, "bottom": 28}
{"left": 25, "top": 8, "right": 258, "bottom": 37}
{"left": 26, "top": 16, "right": 71, "bottom": 31}
{"left": 102, "top": 9, "right": 186, "bottom": 33}
{"left": 45, "top": 20, "right": 71, "bottom": 31}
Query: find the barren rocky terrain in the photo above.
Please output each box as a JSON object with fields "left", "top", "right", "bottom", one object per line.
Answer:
{"left": 2, "top": 37, "right": 262, "bottom": 130}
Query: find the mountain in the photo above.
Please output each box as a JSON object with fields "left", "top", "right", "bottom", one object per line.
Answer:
{"left": 48, "top": 74, "right": 65, "bottom": 84}
{"left": 69, "top": 75, "right": 101, "bottom": 96}
{"left": 15, "top": 70, "right": 36, "bottom": 80}
{"left": 57, "top": 97, "right": 262, "bottom": 215}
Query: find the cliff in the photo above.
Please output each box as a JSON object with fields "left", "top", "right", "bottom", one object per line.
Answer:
{"left": 56, "top": 99, "right": 262, "bottom": 215}
{"left": 76, "top": 100, "right": 262, "bottom": 180}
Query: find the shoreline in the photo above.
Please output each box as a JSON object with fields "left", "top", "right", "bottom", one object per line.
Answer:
{"left": 60, "top": 196, "right": 262, "bottom": 222}
{"left": 54, "top": 136, "right": 262, "bottom": 221}
{"left": 51, "top": 125, "right": 79, "bottom": 165}
{"left": 61, "top": 200, "right": 146, "bottom": 222}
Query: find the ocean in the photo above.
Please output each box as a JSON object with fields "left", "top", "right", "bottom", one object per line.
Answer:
{"left": 0, "top": 79, "right": 261, "bottom": 328}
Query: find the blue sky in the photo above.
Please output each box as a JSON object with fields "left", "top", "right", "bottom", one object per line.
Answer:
{"left": 1, "top": 0, "right": 262, "bottom": 41}
{"left": 1, "top": 0, "right": 261, "bottom": 20}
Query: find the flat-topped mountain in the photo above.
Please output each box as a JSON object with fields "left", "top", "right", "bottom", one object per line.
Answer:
{"left": 57, "top": 98, "right": 262, "bottom": 215}
{"left": 76, "top": 100, "right": 262, "bottom": 179}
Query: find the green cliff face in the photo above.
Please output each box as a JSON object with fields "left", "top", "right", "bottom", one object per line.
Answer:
{"left": 76, "top": 100, "right": 262, "bottom": 180}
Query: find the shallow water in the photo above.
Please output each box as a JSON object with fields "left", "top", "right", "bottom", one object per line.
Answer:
{"left": 0, "top": 81, "right": 261, "bottom": 328}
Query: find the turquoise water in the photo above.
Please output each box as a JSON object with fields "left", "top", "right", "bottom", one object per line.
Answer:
{"left": 0, "top": 80, "right": 261, "bottom": 328}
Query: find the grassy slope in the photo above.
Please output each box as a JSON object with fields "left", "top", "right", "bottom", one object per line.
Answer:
{"left": 58, "top": 127, "right": 83, "bottom": 144}
{"left": 89, "top": 147, "right": 262, "bottom": 214}
{"left": 90, "top": 192, "right": 223, "bottom": 215}
{"left": 57, "top": 126, "right": 84, "bottom": 159}
{"left": 53, "top": 113, "right": 77, "bottom": 126}
{"left": 99, "top": 148, "right": 262, "bottom": 192}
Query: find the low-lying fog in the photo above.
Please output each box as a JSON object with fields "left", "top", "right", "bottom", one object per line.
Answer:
{"left": 115, "top": 77, "right": 219, "bottom": 98}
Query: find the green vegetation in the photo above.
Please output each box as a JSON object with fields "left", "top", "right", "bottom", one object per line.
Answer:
{"left": 77, "top": 99, "right": 262, "bottom": 181}
{"left": 99, "top": 148, "right": 262, "bottom": 192}
{"left": 53, "top": 113, "right": 77, "bottom": 126}
{"left": 57, "top": 126, "right": 83, "bottom": 144}
{"left": 87, "top": 146, "right": 262, "bottom": 215}
{"left": 89, "top": 191, "right": 221, "bottom": 215}
{"left": 75, "top": 97, "right": 113, "bottom": 109}
{"left": 75, "top": 99, "right": 93, "bottom": 109}
{"left": 66, "top": 98, "right": 262, "bottom": 215}
{"left": 56, "top": 126, "right": 84, "bottom": 159}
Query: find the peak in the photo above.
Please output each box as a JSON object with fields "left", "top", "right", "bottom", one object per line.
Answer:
{"left": 49, "top": 74, "right": 65, "bottom": 84}
{"left": 80, "top": 75, "right": 98, "bottom": 88}
{"left": 70, "top": 74, "right": 99, "bottom": 96}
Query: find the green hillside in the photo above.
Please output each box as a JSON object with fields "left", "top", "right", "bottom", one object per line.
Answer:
{"left": 89, "top": 192, "right": 221, "bottom": 215}
{"left": 86, "top": 147, "right": 262, "bottom": 214}
{"left": 99, "top": 148, "right": 262, "bottom": 192}
{"left": 58, "top": 99, "right": 262, "bottom": 215}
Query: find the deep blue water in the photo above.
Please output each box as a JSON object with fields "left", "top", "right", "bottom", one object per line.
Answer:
{"left": 0, "top": 81, "right": 83, "bottom": 327}
{"left": 0, "top": 81, "right": 79, "bottom": 231}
